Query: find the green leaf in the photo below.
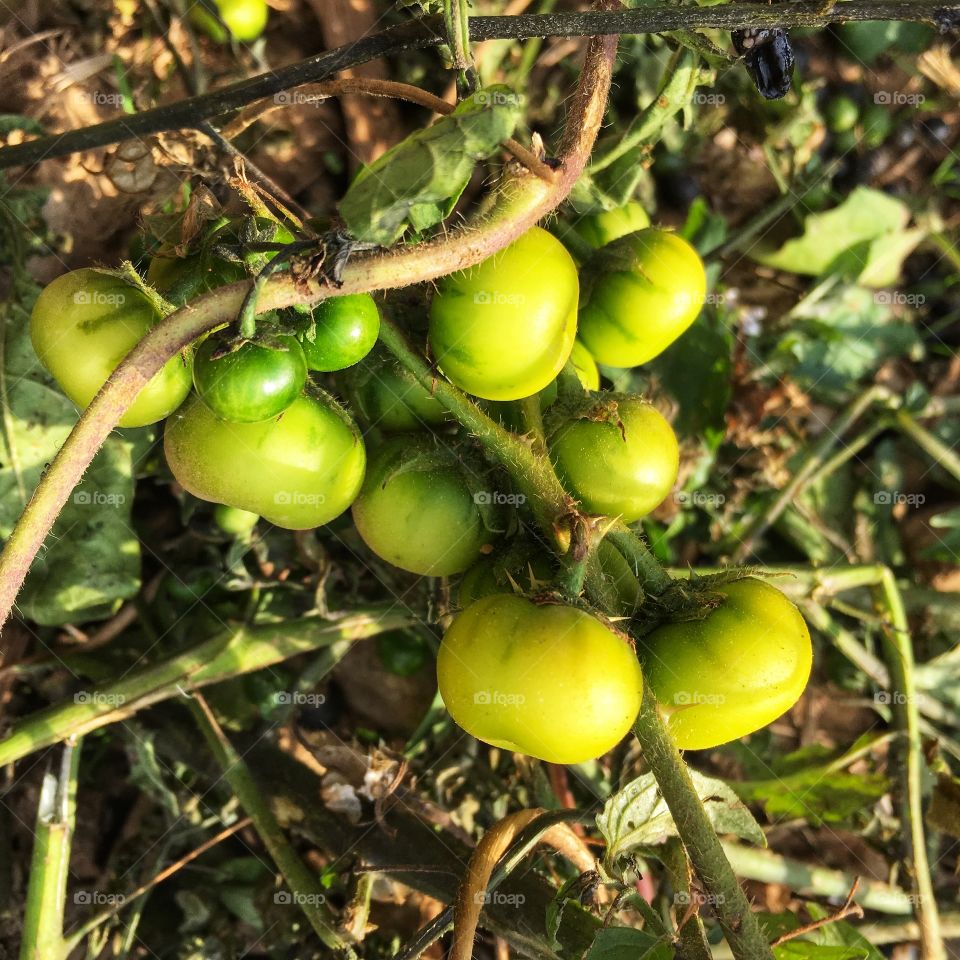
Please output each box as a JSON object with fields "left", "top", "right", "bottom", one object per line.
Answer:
{"left": 770, "top": 285, "right": 922, "bottom": 400}
{"left": 597, "top": 770, "right": 765, "bottom": 878}
{"left": 583, "top": 926, "right": 672, "bottom": 960}
{"left": 836, "top": 20, "right": 935, "bottom": 64}
{"left": 732, "top": 736, "right": 889, "bottom": 826}
{"left": 339, "top": 87, "right": 523, "bottom": 245}
{"left": 760, "top": 910, "right": 878, "bottom": 960}
{"left": 0, "top": 278, "right": 141, "bottom": 625}
{"left": 804, "top": 904, "right": 883, "bottom": 959}
{"left": 753, "top": 188, "right": 922, "bottom": 286}
{"left": 649, "top": 299, "right": 733, "bottom": 439}
{"left": 774, "top": 943, "right": 868, "bottom": 960}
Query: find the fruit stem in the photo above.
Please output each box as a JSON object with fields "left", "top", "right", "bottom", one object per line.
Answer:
{"left": 632, "top": 688, "right": 775, "bottom": 960}
{"left": 377, "top": 315, "right": 574, "bottom": 548}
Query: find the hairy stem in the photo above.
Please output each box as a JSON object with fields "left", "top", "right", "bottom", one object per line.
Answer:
{"left": 377, "top": 316, "right": 574, "bottom": 545}
{"left": 633, "top": 691, "right": 774, "bottom": 960}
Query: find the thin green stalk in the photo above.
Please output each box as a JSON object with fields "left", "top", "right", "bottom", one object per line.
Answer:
{"left": 924, "top": 232, "right": 960, "bottom": 274}
{"left": 518, "top": 394, "right": 547, "bottom": 457}
{"left": 19, "top": 739, "right": 81, "bottom": 960}
{"left": 589, "top": 47, "right": 702, "bottom": 174}
{"left": 719, "top": 843, "right": 915, "bottom": 914}
{"left": 875, "top": 568, "right": 944, "bottom": 960}
{"left": 377, "top": 315, "right": 573, "bottom": 546}
{"left": 0, "top": 609, "right": 411, "bottom": 767}
{"left": 633, "top": 689, "right": 774, "bottom": 960}
{"left": 190, "top": 695, "right": 354, "bottom": 955}
{"left": 803, "top": 419, "right": 890, "bottom": 490}
{"left": 895, "top": 409, "right": 960, "bottom": 486}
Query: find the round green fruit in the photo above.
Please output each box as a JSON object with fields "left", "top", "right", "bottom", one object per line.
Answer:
{"left": 299, "top": 294, "right": 380, "bottom": 372}
{"left": 570, "top": 339, "right": 600, "bottom": 391}
{"left": 345, "top": 351, "right": 449, "bottom": 432}
{"left": 572, "top": 202, "right": 651, "bottom": 250}
{"left": 641, "top": 578, "right": 813, "bottom": 750}
{"left": 164, "top": 391, "right": 365, "bottom": 529}
{"left": 193, "top": 334, "right": 307, "bottom": 423}
{"left": 30, "top": 268, "right": 192, "bottom": 427}
{"left": 351, "top": 438, "right": 495, "bottom": 576}
{"left": 188, "top": 0, "right": 269, "bottom": 42}
{"left": 429, "top": 227, "right": 579, "bottom": 400}
{"left": 550, "top": 397, "right": 679, "bottom": 521}
{"left": 213, "top": 504, "right": 259, "bottom": 536}
{"left": 437, "top": 594, "right": 644, "bottom": 763}
{"left": 578, "top": 229, "right": 707, "bottom": 368}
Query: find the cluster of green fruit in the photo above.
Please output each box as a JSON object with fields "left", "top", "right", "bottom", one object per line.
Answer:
{"left": 29, "top": 205, "right": 811, "bottom": 765}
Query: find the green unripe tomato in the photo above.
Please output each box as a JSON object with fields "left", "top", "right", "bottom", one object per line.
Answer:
{"left": 437, "top": 594, "right": 644, "bottom": 763}
{"left": 164, "top": 391, "right": 365, "bottom": 529}
{"left": 429, "top": 227, "right": 579, "bottom": 400}
{"left": 299, "top": 295, "right": 380, "bottom": 372}
{"left": 193, "top": 334, "right": 307, "bottom": 423}
{"left": 188, "top": 0, "right": 268, "bottom": 42}
{"left": 825, "top": 94, "right": 860, "bottom": 133}
{"left": 570, "top": 339, "right": 600, "bottom": 391}
{"left": 641, "top": 578, "right": 813, "bottom": 750}
{"left": 352, "top": 438, "right": 495, "bottom": 576}
{"left": 30, "top": 268, "right": 192, "bottom": 428}
{"left": 213, "top": 503, "right": 259, "bottom": 535}
{"left": 345, "top": 352, "right": 449, "bottom": 432}
{"left": 572, "top": 202, "right": 651, "bottom": 250}
{"left": 550, "top": 397, "right": 679, "bottom": 521}
{"left": 578, "top": 229, "right": 707, "bottom": 368}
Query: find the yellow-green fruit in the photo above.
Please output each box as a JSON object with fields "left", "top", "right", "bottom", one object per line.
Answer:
{"left": 351, "top": 439, "right": 493, "bottom": 576}
{"left": 429, "top": 227, "right": 579, "bottom": 401}
{"left": 438, "top": 594, "right": 644, "bottom": 763}
{"left": 188, "top": 0, "right": 269, "bottom": 42}
{"left": 30, "top": 268, "right": 192, "bottom": 427}
{"left": 578, "top": 229, "right": 707, "bottom": 368}
{"left": 164, "top": 392, "right": 365, "bottom": 529}
{"left": 550, "top": 398, "right": 679, "bottom": 522}
{"left": 641, "top": 578, "right": 813, "bottom": 749}
{"left": 570, "top": 339, "right": 600, "bottom": 390}
{"left": 573, "top": 201, "right": 651, "bottom": 250}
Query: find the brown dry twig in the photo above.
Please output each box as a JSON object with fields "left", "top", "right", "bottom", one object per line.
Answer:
{"left": 770, "top": 879, "right": 865, "bottom": 947}
{"left": 451, "top": 808, "right": 594, "bottom": 960}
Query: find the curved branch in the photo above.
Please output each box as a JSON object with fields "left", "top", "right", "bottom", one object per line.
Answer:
{"left": 0, "top": 2, "right": 955, "bottom": 170}
{"left": 0, "top": 32, "right": 617, "bottom": 630}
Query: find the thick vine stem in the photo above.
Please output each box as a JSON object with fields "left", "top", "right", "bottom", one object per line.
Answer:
{"left": 377, "top": 316, "right": 574, "bottom": 545}
{"left": 0, "top": 2, "right": 956, "bottom": 170}
{"left": 0, "top": 31, "right": 617, "bottom": 630}
{"left": 633, "top": 689, "right": 775, "bottom": 960}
